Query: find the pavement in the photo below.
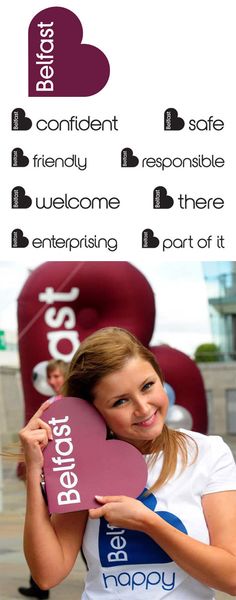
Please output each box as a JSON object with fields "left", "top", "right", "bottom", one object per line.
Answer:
{"left": 0, "top": 458, "right": 86, "bottom": 600}
{"left": 1, "top": 441, "right": 236, "bottom": 600}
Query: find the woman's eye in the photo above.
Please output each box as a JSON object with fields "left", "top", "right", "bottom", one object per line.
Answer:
{"left": 142, "top": 381, "right": 154, "bottom": 391}
{"left": 112, "top": 398, "right": 127, "bottom": 408}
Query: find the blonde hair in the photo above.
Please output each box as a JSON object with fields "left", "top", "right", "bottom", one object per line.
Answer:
{"left": 46, "top": 359, "right": 68, "bottom": 378}
{"left": 64, "top": 327, "right": 197, "bottom": 494}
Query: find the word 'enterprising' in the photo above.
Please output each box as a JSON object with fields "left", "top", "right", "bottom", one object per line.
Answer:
{"left": 32, "top": 235, "right": 118, "bottom": 252}
{"left": 47, "top": 414, "right": 80, "bottom": 506}
{"left": 11, "top": 231, "right": 118, "bottom": 253}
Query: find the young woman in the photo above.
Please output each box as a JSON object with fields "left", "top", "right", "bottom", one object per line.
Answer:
{"left": 19, "top": 327, "right": 236, "bottom": 599}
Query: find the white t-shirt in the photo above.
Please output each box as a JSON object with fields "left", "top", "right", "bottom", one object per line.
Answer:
{"left": 81, "top": 430, "right": 236, "bottom": 599}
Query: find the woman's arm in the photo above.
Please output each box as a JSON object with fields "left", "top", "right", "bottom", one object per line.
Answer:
{"left": 90, "top": 491, "right": 236, "bottom": 596}
{"left": 20, "top": 401, "right": 88, "bottom": 590}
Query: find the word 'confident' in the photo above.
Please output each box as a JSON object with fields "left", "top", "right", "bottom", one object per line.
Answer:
{"left": 36, "top": 115, "right": 119, "bottom": 131}
{"left": 48, "top": 414, "right": 80, "bottom": 506}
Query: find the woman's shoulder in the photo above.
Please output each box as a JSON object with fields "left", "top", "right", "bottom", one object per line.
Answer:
{"left": 181, "top": 428, "right": 227, "bottom": 446}
{"left": 179, "top": 428, "right": 225, "bottom": 448}
{"left": 178, "top": 429, "right": 236, "bottom": 494}
{"left": 179, "top": 428, "right": 235, "bottom": 468}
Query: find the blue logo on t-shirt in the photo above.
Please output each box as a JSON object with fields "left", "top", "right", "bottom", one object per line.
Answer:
{"left": 98, "top": 489, "right": 187, "bottom": 567}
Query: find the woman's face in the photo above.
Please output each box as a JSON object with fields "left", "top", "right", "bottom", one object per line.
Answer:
{"left": 93, "top": 356, "right": 169, "bottom": 451}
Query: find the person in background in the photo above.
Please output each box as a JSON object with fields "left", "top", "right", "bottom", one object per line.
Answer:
{"left": 18, "top": 359, "right": 68, "bottom": 599}
{"left": 46, "top": 360, "right": 68, "bottom": 397}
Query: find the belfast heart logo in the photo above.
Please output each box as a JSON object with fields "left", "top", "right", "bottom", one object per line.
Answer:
{"left": 99, "top": 489, "right": 187, "bottom": 566}
{"left": 164, "top": 108, "right": 185, "bottom": 131}
{"left": 11, "top": 108, "right": 32, "bottom": 131}
{"left": 12, "top": 148, "right": 29, "bottom": 167}
{"left": 142, "top": 229, "right": 160, "bottom": 248}
{"left": 43, "top": 397, "right": 147, "bottom": 513}
{"left": 11, "top": 229, "right": 29, "bottom": 248}
{"left": 11, "top": 186, "right": 32, "bottom": 209}
{"left": 28, "top": 7, "right": 110, "bottom": 97}
{"left": 121, "top": 148, "right": 139, "bottom": 167}
{"left": 153, "top": 187, "right": 174, "bottom": 209}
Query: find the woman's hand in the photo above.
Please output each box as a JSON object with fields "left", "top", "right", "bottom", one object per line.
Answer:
{"left": 89, "top": 495, "right": 150, "bottom": 531}
{"left": 90, "top": 494, "right": 236, "bottom": 596}
{"left": 19, "top": 400, "right": 53, "bottom": 472}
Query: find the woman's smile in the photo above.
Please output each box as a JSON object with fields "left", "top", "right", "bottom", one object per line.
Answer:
{"left": 133, "top": 408, "right": 158, "bottom": 428}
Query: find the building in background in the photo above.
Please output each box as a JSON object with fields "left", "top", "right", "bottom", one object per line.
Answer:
{"left": 0, "top": 330, "right": 19, "bottom": 367}
{"left": 203, "top": 261, "right": 236, "bottom": 361}
{"left": 202, "top": 262, "right": 236, "bottom": 436}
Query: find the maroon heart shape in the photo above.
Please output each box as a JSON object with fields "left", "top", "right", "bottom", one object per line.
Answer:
{"left": 43, "top": 397, "right": 147, "bottom": 513}
{"left": 28, "top": 7, "right": 110, "bottom": 97}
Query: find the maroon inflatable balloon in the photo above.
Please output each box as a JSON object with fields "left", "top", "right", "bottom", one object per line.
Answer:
{"left": 18, "top": 261, "right": 155, "bottom": 422}
{"left": 150, "top": 345, "right": 208, "bottom": 433}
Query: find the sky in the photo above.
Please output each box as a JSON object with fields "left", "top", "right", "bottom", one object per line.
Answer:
{"left": 132, "top": 260, "right": 212, "bottom": 354}
{"left": 0, "top": 260, "right": 212, "bottom": 357}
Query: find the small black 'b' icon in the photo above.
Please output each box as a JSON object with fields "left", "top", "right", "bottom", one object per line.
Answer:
{"left": 11, "top": 229, "right": 29, "bottom": 248}
{"left": 142, "top": 229, "right": 160, "bottom": 248}
{"left": 11, "top": 187, "right": 32, "bottom": 209}
{"left": 121, "top": 147, "right": 139, "bottom": 167}
{"left": 11, "top": 148, "right": 29, "bottom": 167}
{"left": 11, "top": 108, "right": 32, "bottom": 131}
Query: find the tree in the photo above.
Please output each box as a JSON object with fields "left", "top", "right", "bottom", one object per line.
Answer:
{"left": 194, "top": 343, "right": 221, "bottom": 362}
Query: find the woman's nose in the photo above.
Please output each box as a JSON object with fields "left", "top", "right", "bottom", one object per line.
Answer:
{"left": 133, "top": 396, "right": 149, "bottom": 416}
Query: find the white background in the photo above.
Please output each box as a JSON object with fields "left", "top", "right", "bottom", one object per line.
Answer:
{"left": 1, "top": 0, "right": 235, "bottom": 261}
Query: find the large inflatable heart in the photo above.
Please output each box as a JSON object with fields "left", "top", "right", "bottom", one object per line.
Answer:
{"left": 150, "top": 345, "right": 207, "bottom": 433}
{"left": 42, "top": 397, "right": 148, "bottom": 513}
{"left": 18, "top": 261, "right": 155, "bottom": 422}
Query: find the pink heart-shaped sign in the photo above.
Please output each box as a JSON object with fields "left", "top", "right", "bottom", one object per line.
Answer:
{"left": 28, "top": 7, "right": 110, "bottom": 96}
{"left": 43, "top": 397, "right": 147, "bottom": 513}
